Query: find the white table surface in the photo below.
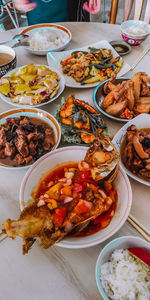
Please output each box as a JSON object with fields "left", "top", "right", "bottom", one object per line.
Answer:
{"left": 0, "top": 22, "right": 150, "bottom": 300}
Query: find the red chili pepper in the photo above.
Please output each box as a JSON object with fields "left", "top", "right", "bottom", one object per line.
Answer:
{"left": 64, "top": 56, "right": 73, "bottom": 63}
{"left": 79, "top": 171, "right": 90, "bottom": 180}
{"left": 73, "top": 179, "right": 98, "bottom": 186}
{"left": 93, "top": 203, "right": 115, "bottom": 225}
{"left": 52, "top": 207, "right": 67, "bottom": 227}
{"left": 106, "top": 190, "right": 117, "bottom": 202}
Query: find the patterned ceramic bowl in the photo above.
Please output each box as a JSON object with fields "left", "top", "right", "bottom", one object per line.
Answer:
{"left": 0, "top": 45, "right": 16, "bottom": 77}
{"left": 121, "top": 20, "right": 150, "bottom": 46}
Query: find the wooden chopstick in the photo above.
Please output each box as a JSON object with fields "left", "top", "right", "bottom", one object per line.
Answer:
{"left": 128, "top": 214, "right": 150, "bottom": 243}
{"left": 0, "top": 230, "right": 7, "bottom": 242}
{"left": 131, "top": 44, "right": 150, "bottom": 70}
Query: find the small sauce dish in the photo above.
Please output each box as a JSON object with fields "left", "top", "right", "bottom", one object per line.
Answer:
{"left": 110, "top": 40, "right": 131, "bottom": 56}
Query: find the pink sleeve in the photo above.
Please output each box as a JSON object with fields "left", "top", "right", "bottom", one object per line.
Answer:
{"left": 83, "top": 0, "right": 101, "bottom": 14}
{"left": 14, "top": 0, "right": 36, "bottom": 12}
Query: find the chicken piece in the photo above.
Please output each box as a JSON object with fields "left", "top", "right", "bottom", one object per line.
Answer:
{"left": 135, "top": 97, "right": 150, "bottom": 114}
{"left": 106, "top": 100, "right": 127, "bottom": 116}
{"left": 132, "top": 73, "right": 141, "bottom": 100}
{"left": 14, "top": 153, "right": 25, "bottom": 165}
{"left": 124, "top": 80, "right": 135, "bottom": 110}
{"left": 101, "top": 92, "right": 115, "bottom": 110}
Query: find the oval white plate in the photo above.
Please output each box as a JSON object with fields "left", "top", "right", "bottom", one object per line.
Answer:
{"left": 47, "top": 40, "right": 131, "bottom": 89}
{"left": 0, "top": 108, "right": 61, "bottom": 170}
{"left": 21, "top": 23, "right": 72, "bottom": 56}
{"left": 113, "top": 113, "right": 150, "bottom": 186}
{"left": 20, "top": 146, "right": 132, "bottom": 249}
{"left": 0, "top": 64, "right": 65, "bottom": 108}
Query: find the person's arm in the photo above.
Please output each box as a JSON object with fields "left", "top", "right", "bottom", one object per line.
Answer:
{"left": 83, "top": 0, "right": 101, "bottom": 14}
{"left": 14, "top": 0, "right": 36, "bottom": 12}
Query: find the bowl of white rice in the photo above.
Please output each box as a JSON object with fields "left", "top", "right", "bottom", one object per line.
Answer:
{"left": 20, "top": 24, "right": 72, "bottom": 56}
{"left": 96, "top": 236, "right": 150, "bottom": 300}
{"left": 121, "top": 20, "right": 150, "bottom": 46}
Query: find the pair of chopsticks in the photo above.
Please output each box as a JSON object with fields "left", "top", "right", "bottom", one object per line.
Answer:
{"left": 128, "top": 214, "right": 150, "bottom": 242}
{"left": 131, "top": 43, "right": 150, "bottom": 70}
{"left": 0, "top": 230, "right": 6, "bottom": 242}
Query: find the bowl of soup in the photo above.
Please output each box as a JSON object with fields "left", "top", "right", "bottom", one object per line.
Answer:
{"left": 0, "top": 45, "right": 16, "bottom": 77}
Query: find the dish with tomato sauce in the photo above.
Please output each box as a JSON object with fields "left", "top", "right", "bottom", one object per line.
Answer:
{"left": 34, "top": 162, "right": 117, "bottom": 238}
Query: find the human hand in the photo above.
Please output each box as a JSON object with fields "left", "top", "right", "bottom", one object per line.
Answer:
{"left": 83, "top": 0, "right": 101, "bottom": 14}
{"left": 14, "top": 0, "right": 36, "bottom": 12}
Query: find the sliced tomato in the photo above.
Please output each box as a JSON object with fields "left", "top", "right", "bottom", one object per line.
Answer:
{"left": 52, "top": 207, "right": 67, "bottom": 227}
{"left": 74, "top": 200, "right": 92, "bottom": 214}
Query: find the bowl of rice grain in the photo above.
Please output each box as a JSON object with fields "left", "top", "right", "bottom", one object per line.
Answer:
{"left": 96, "top": 236, "right": 150, "bottom": 300}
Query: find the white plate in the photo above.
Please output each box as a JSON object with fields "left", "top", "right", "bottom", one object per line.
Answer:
{"left": 113, "top": 114, "right": 150, "bottom": 186}
{"left": 20, "top": 146, "right": 132, "bottom": 249}
{"left": 0, "top": 64, "right": 65, "bottom": 108}
{"left": 21, "top": 23, "right": 72, "bottom": 56}
{"left": 47, "top": 40, "right": 131, "bottom": 88}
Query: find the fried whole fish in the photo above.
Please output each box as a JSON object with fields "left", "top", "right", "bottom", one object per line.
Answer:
{"left": 2, "top": 135, "right": 119, "bottom": 254}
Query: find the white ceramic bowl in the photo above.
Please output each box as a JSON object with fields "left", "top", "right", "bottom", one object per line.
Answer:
{"left": 96, "top": 236, "right": 150, "bottom": 300}
{"left": 20, "top": 146, "right": 132, "bottom": 249}
{"left": 0, "top": 45, "right": 16, "bottom": 77}
{"left": 113, "top": 113, "right": 150, "bottom": 186}
{"left": 0, "top": 64, "right": 65, "bottom": 108}
{"left": 0, "top": 108, "right": 61, "bottom": 170}
{"left": 121, "top": 20, "right": 150, "bottom": 46}
{"left": 20, "top": 23, "right": 72, "bottom": 56}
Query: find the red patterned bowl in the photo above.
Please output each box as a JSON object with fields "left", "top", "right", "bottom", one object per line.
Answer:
{"left": 121, "top": 20, "right": 150, "bottom": 46}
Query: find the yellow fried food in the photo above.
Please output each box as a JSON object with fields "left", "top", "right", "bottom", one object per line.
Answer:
{"left": 0, "top": 82, "right": 10, "bottom": 96}
{"left": 14, "top": 84, "right": 31, "bottom": 95}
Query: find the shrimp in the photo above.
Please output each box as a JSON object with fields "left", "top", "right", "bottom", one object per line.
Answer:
{"left": 61, "top": 118, "right": 73, "bottom": 125}
{"left": 81, "top": 132, "right": 95, "bottom": 144}
{"left": 73, "top": 98, "right": 97, "bottom": 114}
{"left": 60, "top": 95, "right": 75, "bottom": 118}
{"left": 74, "top": 112, "right": 90, "bottom": 130}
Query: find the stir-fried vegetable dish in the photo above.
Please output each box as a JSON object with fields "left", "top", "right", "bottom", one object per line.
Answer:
{"left": 55, "top": 94, "right": 107, "bottom": 144}
{"left": 61, "top": 47, "right": 124, "bottom": 85}
{"left": 0, "top": 64, "right": 60, "bottom": 105}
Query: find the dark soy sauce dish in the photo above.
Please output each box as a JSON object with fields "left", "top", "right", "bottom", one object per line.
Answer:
{"left": 110, "top": 40, "right": 131, "bottom": 56}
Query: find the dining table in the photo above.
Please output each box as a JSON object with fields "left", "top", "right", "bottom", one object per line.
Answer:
{"left": 0, "top": 22, "right": 150, "bottom": 300}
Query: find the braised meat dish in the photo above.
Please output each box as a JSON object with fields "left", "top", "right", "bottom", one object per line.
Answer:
{"left": 121, "top": 125, "right": 150, "bottom": 182}
{"left": 101, "top": 72, "right": 150, "bottom": 119}
{"left": 0, "top": 116, "right": 55, "bottom": 167}
{"left": 2, "top": 134, "right": 119, "bottom": 254}
{"left": 61, "top": 48, "right": 123, "bottom": 85}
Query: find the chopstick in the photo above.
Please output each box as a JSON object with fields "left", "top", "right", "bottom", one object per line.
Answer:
{"left": 0, "top": 230, "right": 7, "bottom": 242}
{"left": 131, "top": 43, "right": 150, "bottom": 70}
{"left": 128, "top": 214, "right": 150, "bottom": 242}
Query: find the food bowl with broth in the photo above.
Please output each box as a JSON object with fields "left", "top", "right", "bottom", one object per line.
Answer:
{"left": 0, "top": 45, "right": 16, "bottom": 77}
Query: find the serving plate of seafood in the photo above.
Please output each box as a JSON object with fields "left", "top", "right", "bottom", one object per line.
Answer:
{"left": 2, "top": 135, "right": 132, "bottom": 253}
{"left": 55, "top": 94, "right": 107, "bottom": 145}
{"left": 93, "top": 72, "right": 150, "bottom": 122}
{"left": 47, "top": 40, "right": 130, "bottom": 88}
{"left": 113, "top": 113, "right": 150, "bottom": 186}
{"left": 0, "top": 64, "right": 65, "bottom": 108}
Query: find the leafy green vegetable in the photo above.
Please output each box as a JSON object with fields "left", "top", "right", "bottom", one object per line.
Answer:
{"left": 70, "top": 111, "right": 87, "bottom": 123}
